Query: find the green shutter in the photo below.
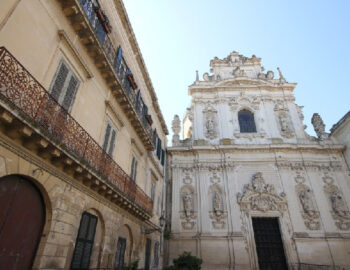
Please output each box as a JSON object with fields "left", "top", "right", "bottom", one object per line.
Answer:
{"left": 71, "top": 212, "right": 98, "bottom": 270}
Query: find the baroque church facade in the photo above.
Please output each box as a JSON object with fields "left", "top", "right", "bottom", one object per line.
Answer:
{"left": 166, "top": 52, "right": 350, "bottom": 269}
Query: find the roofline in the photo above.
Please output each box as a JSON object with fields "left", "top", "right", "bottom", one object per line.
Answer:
{"left": 330, "top": 110, "right": 350, "bottom": 134}
{"left": 114, "top": 0, "right": 169, "bottom": 135}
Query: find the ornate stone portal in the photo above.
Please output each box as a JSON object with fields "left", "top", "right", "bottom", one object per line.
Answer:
{"left": 237, "top": 172, "right": 287, "bottom": 213}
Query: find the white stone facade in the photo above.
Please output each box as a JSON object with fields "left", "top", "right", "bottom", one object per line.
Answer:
{"left": 166, "top": 52, "right": 350, "bottom": 269}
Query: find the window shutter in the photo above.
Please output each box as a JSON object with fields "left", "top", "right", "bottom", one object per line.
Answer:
{"left": 108, "top": 129, "right": 116, "bottom": 156}
{"left": 133, "top": 159, "right": 138, "bottom": 181}
{"left": 71, "top": 212, "right": 98, "bottom": 270}
{"left": 156, "top": 138, "right": 162, "bottom": 159}
{"left": 130, "top": 157, "right": 135, "bottom": 180}
{"left": 62, "top": 75, "right": 79, "bottom": 111}
{"left": 51, "top": 62, "right": 69, "bottom": 102}
{"left": 115, "top": 46, "right": 123, "bottom": 73}
{"left": 161, "top": 149, "right": 165, "bottom": 166}
{"left": 102, "top": 123, "right": 111, "bottom": 151}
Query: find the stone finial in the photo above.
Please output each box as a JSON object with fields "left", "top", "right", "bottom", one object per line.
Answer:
{"left": 311, "top": 113, "right": 329, "bottom": 139}
{"left": 172, "top": 115, "right": 181, "bottom": 145}
{"left": 277, "top": 67, "right": 286, "bottom": 83}
{"left": 195, "top": 70, "right": 199, "bottom": 82}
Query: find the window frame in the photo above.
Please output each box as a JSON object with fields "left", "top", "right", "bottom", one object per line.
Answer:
{"left": 49, "top": 59, "right": 80, "bottom": 112}
{"left": 102, "top": 120, "right": 117, "bottom": 157}
{"left": 238, "top": 109, "right": 257, "bottom": 133}
{"left": 130, "top": 155, "right": 138, "bottom": 181}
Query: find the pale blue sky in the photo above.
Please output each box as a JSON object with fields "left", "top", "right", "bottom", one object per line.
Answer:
{"left": 123, "top": 0, "right": 350, "bottom": 138}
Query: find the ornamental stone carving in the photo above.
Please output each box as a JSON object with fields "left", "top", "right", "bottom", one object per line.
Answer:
{"left": 296, "top": 183, "right": 320, "bottom": 230}
{"left": 209, "top": 186, "right": 227, "bottom": 229}
{"left": 323, "top": 183, "right": 350, "bottom": 230}
{"left": 277, "top": 67, "right": 286, "bottom": 83}
{"left": 172, "top": 115, "right": 181, "bottom": 146}
{"left": 180, "top": 186, "right": 197, "bottom": 230}
{"left": 311, "top": 113, "right": 329, "bottom": 140}
{"left": 237, "top": 172, "right": 287, "bottom": 213}
{"left": 203, "top": 104, "right": 218, "bottom": 140}
{"left": 278, "top": 112, "right": 294, "bottom": 138}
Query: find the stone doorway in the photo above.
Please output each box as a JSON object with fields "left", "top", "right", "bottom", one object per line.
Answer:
{"left": 252, "top": 217, "right": 288, "bottom": 270}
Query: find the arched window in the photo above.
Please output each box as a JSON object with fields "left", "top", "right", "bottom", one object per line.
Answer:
{"left": 238, "top": 110, "right": 256, "bottom": 133}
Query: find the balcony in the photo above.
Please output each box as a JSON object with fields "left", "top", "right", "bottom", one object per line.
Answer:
{"left": 60, "top": 0, "right": 156, "bottom": 150}
{"left": 0, "top": 47, "right": 153, "bottom": 218}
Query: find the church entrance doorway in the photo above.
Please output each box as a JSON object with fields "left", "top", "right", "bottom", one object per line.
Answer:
{"left": 252, "top": 217, "right": 288, "bottom": 270}
{"left": 0, "top": 175, "right": 45, "bottom": 269}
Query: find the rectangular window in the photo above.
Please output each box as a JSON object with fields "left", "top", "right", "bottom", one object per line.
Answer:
{"left": 156, "top": 138, "right": 162, "bottom": 160}
{"left": 50, "top": 59, "right": 80, "bottom": 112}
{"left": 102, "top": 122, "right": 117, "bottom": 156}
{"left": 151, "top": 181, "right": 156, "bottom": 202}
{"left": 161, "top": 149, "right": 165, "bottom": 166}
{"left": 130, "top": 155, "right": 138, "bottom": 181}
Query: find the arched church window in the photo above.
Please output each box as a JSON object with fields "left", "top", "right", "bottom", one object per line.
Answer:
{"left": 238, "top": 110, "right": 256, "bottom": 133}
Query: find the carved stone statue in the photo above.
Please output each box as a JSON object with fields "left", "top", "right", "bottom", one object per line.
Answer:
{"left": 299, "top": 189, "right": 316, "bottom": 217}
{"left": 266, "top": 71, "right": 274, "bottom": 79}
{"left": 213, "top": 191, "right": 223, "bottom": 216}
{"left": 331, "top": 191, "right": 348, "bottom": 217}
{"left": 277, "top": 67, "right": 286, "bottom": 83}
{"left": 311, "top": 113, "right": 329, "bottom": 139}
{"left": 183, "top": 193, "right": 193, "bottom": 218}
{"left": 172, "top": 115, "right": 181, "bottom": 145}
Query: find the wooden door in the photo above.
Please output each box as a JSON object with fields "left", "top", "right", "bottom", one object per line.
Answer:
{"left": 0, "top": 175, "right": 45, "bottom": 269}
{"left": 252, "top": 217, "right": 288, "bottom": 270}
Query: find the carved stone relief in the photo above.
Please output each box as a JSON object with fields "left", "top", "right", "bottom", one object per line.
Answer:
{"left": 203, "top": 104, "right": 218, "bottom": 140}
{"left": 323, "top": 177, "right": 350, "bottom": 230}
{"left": 180, "top": 185, "right": 197, "bottom": 230}
{"left": 237, "top": 172, "right": 287, "bottom": 213}
{"left": 295, "top": 182, "right": 320, "bottom": 230}
{"left": 209, "top": 185, "right": 227, "bottom": 229}
{"left": 277, "top": 112, "right": 294, "bottom": 138}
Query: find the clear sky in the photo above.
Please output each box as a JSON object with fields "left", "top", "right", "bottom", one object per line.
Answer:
{"left": 123, "top": 0, "right": 350, "bottom": 139}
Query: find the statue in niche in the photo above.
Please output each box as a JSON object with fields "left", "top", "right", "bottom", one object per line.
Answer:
{"left": 183, "top": 193, "right": 193, "bottom": 218}
{"left": 311, "top": 113, "right": 329, "bottom": 139}
{"left": 213, "top": 191, "right": 223, "bottom": 216}
{"left": 299, "top": 189, "right": 316, "bottom": 217}
{"left": 331, "top": 191, "right": 348, "bottom": 217}
{"left": 204, "top": 116, "right": 217, "bottom": 139}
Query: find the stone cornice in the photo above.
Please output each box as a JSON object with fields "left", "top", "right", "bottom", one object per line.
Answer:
{"left": 113, "top": 0, "right": 168, "bottom": 135}
{"left": 189, "top": 79, "right": 297, "bottom": 95}
{"left": 168, "top": 143, "right": 345, "bottom": 154}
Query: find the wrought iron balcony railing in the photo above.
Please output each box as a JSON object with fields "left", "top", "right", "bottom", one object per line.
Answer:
{"left": 0, "top": 47, "right": 153, "bottom": 215}
{"left": 78, "top": 0, "right": 155, "bottom": 148}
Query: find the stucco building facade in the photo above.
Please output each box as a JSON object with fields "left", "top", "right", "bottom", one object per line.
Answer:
{"left": 0, "top": 0, "right": 167, "bottom": 269}
{"left": 166, "top": 52, "right": 350, "bottom": 269}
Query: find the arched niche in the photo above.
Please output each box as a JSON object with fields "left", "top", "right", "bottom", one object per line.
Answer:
{"left": 85, "top": 208, "right": 105, "bottom": 268}
{"left": 208, "top": 184, "right": 226, "bottom": 213}
{"left": 114, "top": 224, "right": 134, "bottom": 268}
{"left": 179, "top": 185, "right": 197, "bottom": 218}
